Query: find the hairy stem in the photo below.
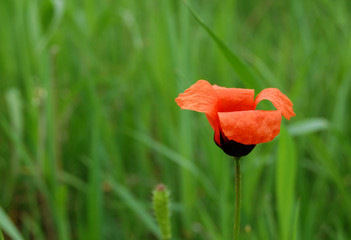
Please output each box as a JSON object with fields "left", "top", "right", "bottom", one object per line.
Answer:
{"left": 233, "top": 157, "right": 241, "bottom": 240}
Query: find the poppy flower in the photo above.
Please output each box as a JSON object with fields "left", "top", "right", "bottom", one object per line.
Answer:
{"left": 175, "top": 80, "right": 295, "bottom": 157}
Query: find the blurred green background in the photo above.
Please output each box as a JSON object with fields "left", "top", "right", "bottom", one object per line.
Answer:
{"left": 1, "top": 0, "right": 351, "bottom": 239}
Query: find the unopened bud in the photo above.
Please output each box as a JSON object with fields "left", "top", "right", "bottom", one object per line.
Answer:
{"left": 152, "top": 184, "right": 171, "bottom": 240}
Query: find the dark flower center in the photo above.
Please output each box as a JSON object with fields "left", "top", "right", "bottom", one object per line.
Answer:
{"left": 215, "top": 131, "right": 256, "bottom": 158}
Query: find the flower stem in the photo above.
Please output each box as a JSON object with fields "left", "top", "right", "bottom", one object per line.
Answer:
{"left": 233, "top": 157, "right": 241, "bottom": 240}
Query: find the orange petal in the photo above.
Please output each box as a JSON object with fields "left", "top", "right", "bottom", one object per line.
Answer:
{"left": 176, "top": 80, "right": 218, "bottom": 114}
{"left": 176, "top": 80, "right": 220, "bottom": 141}
{"left": 218, "top": 110, "right": 282, "bottom": 145}
{"left": 254, "top": 88, "right": 295, "bottom": 120}
{"left": 213, "top": 85, "right": 255, "bottom": 112}
{"left": 206, "top": 114, "right": 221, "bottom": 145}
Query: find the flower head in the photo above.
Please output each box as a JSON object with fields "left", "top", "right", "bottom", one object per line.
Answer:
{"left": 175, "top": 80, "right": 295, "bottom": 157}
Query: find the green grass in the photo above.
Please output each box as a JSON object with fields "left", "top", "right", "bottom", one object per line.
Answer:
{"left": 1, "top": 0, "right": 351, "bottom": 239}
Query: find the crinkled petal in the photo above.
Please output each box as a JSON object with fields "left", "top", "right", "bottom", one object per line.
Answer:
{"left": 254, "top": 88, "right": 295, "bottom": 120}
{"left": 176, "top": 80, "right": 218, "bottom": 114}
{"left": 213, "top": 85, "right": 255, "bottom": 112}
{"left": 176, "top": 80, "right": 221, "bottom": 142}
{"left": 218, "top": 110, "right": 282, "bottom": 145}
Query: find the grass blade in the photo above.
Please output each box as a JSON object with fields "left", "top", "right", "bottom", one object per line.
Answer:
{"left": 292, "top": 200, "right": 300, "bottom": 240}
{"left": 288, "top": 118, "right": 329, "bottom": 136}
{"left": 127, "top": 130, "right": 216, "bottom": 196}
{"left": 107, "top": 178, "right": 161, "bottom": 238}
{"left": 276, "top": 126, "right": 297, "bottom": 240}
{"left": 0, "top": 227, "right": 4, "bottom": 240}
{"left": 0, "top": 207, "right": 24, "bottom": 240}
{"left": 185, "top": 2, "right": 264, "bottom": 89}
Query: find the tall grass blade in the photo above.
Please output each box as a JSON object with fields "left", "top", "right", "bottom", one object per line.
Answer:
{"left": 0, "top": 207, "right": 24, "bottom": 240}
{"left": 108, "top": 178, "right": 161, "bottom": 238}
{"left": 185, "top": 2, "right": 264, "bottom": 89}
{"left": 37, "top": 0, "right": 65, "bottom": 50}
{"left": 276, "top": 126, "right": 297, "bottom": 240}
{"left": 127, "top": 130, "right": 216, "bottom": 196}
{"left": 86, "top": 79, "right": 102, "bottom": 240}
{"left": 292, "top": 200, "right": 300, "bottom": 240}
{"left": 288, "top": 118, "right": 329, "bottom": 136}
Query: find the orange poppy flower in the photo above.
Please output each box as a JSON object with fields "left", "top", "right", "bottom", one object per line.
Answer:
{"left": 175, "top": 80, "right": 295, "bottom": 157}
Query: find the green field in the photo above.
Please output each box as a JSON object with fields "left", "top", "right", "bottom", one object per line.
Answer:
{"left": 1, "top": 0, "right": 351, "bottom": 239}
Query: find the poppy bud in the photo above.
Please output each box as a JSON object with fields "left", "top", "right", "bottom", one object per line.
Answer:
{"left": 152, "top": 184, "right": 171, "bottom": 240}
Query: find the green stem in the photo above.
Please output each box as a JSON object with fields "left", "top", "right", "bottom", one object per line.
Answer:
{"left": 233, "top": 157, "right": 241, "bottom": 240}
{"left": 0, "top": 227, "right": 4, "bottom": 240}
